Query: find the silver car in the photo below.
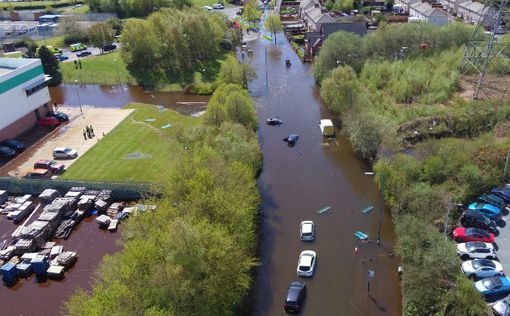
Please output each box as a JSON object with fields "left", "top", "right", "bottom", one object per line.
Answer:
{"left": 299, "top": 221, "right": 315, "bottom": 241}
{"left": 461, "top": 259, "right": 504, "bottom": 279}
{"left": 53, "top": 147, "right": 78, "bottom": 159}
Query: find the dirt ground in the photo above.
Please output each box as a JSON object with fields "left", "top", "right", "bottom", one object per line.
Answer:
{"left": 0, "top": 106, "right": 133, "bottom": 177}
{"left": 459, "top": 74, "right": 510, "bottom": 100}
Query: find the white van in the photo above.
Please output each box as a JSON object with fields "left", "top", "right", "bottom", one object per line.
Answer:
{"left": 319, "top": 119, "right": 334, "bottom": 137}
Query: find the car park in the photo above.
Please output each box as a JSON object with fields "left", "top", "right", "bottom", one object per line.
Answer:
{"left": 23, "top": 168, "right": 52, "bottom": 179}
{"left": 284, "top": 281, "right": 306, "bottom": 314}
{"left": 467, "top": 202, "right": 503, "bottom": 222}
{"left": 492, "top": 185, "right": 510, "bottom": 203}
{"left": 296, "top": 250, "right": 316, "bottom": 277}
{"left": 76, "top": 50, "right": 92, "bottom": 57}
{"left": 0, "top": 139, "right": 24, "bottom": 153}
{"left": 492, "top": 296, "right": 510, "bottom": 315}
{"left": 474, "top": 276, "right": 510, "bottom": 296}
{"left": 212, "top": 2, "right": 225, "bottom": 9}
{"left": 103, "top": 43, "right": 117, "bottom": 52}
{"left": 457, "top": 242, "right": 497, "bottom": 260}
{"left": 461, "top": 259, "right": 504, "bottom": 279}
{"left": 0, "top": 146, "right": 16, "bottom": 159}
{"left": 49, "top": 111, "right": 69, "bottom": 122}
{"left": 453, "top": 227, "right": 495, "bottom": 243}
{"left": 37, "top": 117, "right": 60, "bottom": 127}
{"left": 52, "top": 147, "right": 78, "bottom": 159}
{"left": 56, "top": 54, "right": 69, "bottom": 62}
{"left": 460, "top": 210, "right": 498, "bottom": 234}
{"left": 299, "top": 221, "right": 315, "bottom": 241}
{"left": 34, "top": 159, "right": 65, "bottom": 174}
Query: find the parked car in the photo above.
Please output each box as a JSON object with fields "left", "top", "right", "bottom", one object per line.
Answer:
{"left": 76, "top": 50, "right": 92, "bottom": 57}
{"left": 467, "top": 202, "right": 503, "bottom": 222}
{"left": 461, "top": 259, "right": 504, "bottom": 279}
{"left": 34, "top": 159, "right": 65, "bottom": 174}
{"left": 103, "top": 43, "right": 117, "bottom": 52}
{"left": 284, "top": 281, "right": 306, "bottom": 314}
{"left": 24, "top": 168, "right": 51, "bottom": 179}
{"left": 0, "top": 146, "right": 16, "bottom": 159}
{"left": 56, "top": 54, "right": 69, "bottom": 62}
{"left": 299, "top": 221, "right": 315, "bottom": 241}
{"left": 457, "top": 242, "right": 497, "bottom": 260}
{"left": 492, "top": 296, "right": 510, "bottom": 315}
{"left": 52, "top": 147, "right": 78, "bottom": 159}
{"left": 478, "top": 194, "right": 507, "bottom": 211}
{"left": 460, "top": 210, "right": 498, "bottom": 234}
{"left": 37, "top": 117, "right": 60, "bottom": 127}
{"left": 49, "top": 111, "right": 69, "bottom": 122}
{"left": 296, "top": 250, "right": 316, "bottom": 277}
{"left": 492, "top": 185, "right": 510, "bottom": 203}
{"left": 283, "top": 134, "right": 299, "bottom": 145}
{"left": 0, "top": 139, "right": 24, "bottom": 153}
{"left": 452, "top": 227, "right": 495, "bottom": 243}
{"left": 69, "top": 43, "right": 87, "bottom": 52}
{"left": 266, "top": 117, "right": 282, "bottom": 125}
{"left": 474, "top": 276, "right": 510, "bottom": 296}
{"left": 202, "top": 5, "right": 213, "bottom": 10}
{"left": 212, "top": 2, "right": 225, "bottom": 9}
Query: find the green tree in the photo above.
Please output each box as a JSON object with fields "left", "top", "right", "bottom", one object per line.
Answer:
{"left": 223, "top": 28, "right": 242, "bottom": 51}
{"left": 264, "top": 13, "right": 283, "bottom": 44}
{"left": 87, "top": 22, "right": 115, "bottom": 54}
{"left": 21, "top": 37, "right": 38, "bottom": 58}
{"left": 225, "top": 91, "right": 257, "bottom": 130}
{"left": 204, "top": 101, "right": 227, "bottom": 127}
{"left": 320, "top": 65, "right": 360, "bottom": 113}
{"left": 343, "top": 109, "right": 386, "bottom": 159}
{"left": 324, "top": 0, "right": 334, "bottom": 10}
{"left": 37, "top": 46, "right": 62, "bottom": 87}
{"left": 242, "top": 0, "right": 261, "bottom": 21}
{"left": 58, "top": 15, "right": 87, "bottom": 44}
{"left": 218, "top": 55, "right": 256, "bottom": 87}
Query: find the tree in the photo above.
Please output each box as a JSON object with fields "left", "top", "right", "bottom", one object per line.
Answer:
{"left": 218, "top": 55, "right": 256, "bottom": 87}
{"left": 21, "top": 37, "right": 38, "bottom": 58}
{"left": 37, "top": 46, "right": 62, "bottom": 87}
{"left": 264, "top": 13, "right": 283, "bottom": 44}
{"left": 87, "top": 22, "right": 115, "bottom": 54}
{"left": 343, "top": 109, "right": 386, "bottom": 159}
{"left": 242, "top": 0, "right": 261, "bottom": 21}
{"left": 324, "top": 0, "right": 334, "bottom": 10}
{"left": 225, "top": 91, "right": 257, "bottom": 130}
{"left": 223, "top": 28, "right": 242, "bottom": 51}
{"left": 320, "top": 65, "right": 360, "bottom": 113}
{"left": 58, "top": 16, "right": 87, "bottom": 44}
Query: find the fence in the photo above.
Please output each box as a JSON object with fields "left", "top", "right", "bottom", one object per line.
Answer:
{"left": 0, "top": 177, "right": 159, "bottom": 201}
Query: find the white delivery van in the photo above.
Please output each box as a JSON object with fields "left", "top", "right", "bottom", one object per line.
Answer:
{"left": 319, "top": 119, "right": 334, "bottom": 137}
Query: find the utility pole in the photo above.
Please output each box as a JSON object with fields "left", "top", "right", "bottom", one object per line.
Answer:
{"left": 377, "top": 174, "right": 385, "bottom": 245}
{"left": 503, "top": 147, "right": 510, "bottom": 180}
{"left": 74, "top": 80, "right": 83, "bottom": 115}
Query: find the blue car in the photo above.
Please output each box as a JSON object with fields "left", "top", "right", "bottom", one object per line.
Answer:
{"left": 478, "top": 194, "right": 507, "bottom": 211}
{"left": 492, "top": 185, "right": 510, "bottom": 203}
{"left": 56, "top": 55, "right": 69, "bottom": 62}
{"left": 468, "top": 202, "right": 503, "bottom": 222}
{"left": 475, "top": 276, "right": 510, "bottom": 296}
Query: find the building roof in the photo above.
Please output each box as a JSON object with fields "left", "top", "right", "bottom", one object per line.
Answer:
{"left": 320, "top": 22, "right": 367, "bottom": 37}
{"left": 410, "top": 2, "right": 447, "bottom": 17}
{"left": 0, "top": 58, "right": 35, "bottom": 79}
{"left": 459, "top": 0, "right": 486, "bottom": 13}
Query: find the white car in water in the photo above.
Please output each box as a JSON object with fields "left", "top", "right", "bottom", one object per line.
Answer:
{"left": 297, "top": 250, "right": 316, "bottom": 277}
{"left": 457, "top": 242, "right": 497, "bottom": 260}
{"left": 461, "top": 259, "right": 504, "bottom": 279}
{"left": 299, "top": 221, "right": 315, "bottom": 241}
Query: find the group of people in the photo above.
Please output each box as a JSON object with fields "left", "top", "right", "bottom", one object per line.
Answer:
{"left": 83, "top": 125, "right": 95, "bottom": 140}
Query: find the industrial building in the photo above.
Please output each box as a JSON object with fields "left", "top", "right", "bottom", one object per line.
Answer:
{"left": 0, "top": 58, "right": 52, "bottom": 140}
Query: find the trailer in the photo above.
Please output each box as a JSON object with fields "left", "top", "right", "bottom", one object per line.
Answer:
{"left": 319, "top": 119, "right": 335, "bottom": 137}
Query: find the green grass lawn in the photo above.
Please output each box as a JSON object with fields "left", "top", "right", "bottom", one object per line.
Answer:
{"left": 60, "top": 3, "right": 89, "bottom": 13}
{"left": 0, "top": 0, "right": 76, "bottom": 8}
{"left": 60, "top": 51, "right": 135, "bottom": 85}
{"left": 61, "top": 103, "right": 202, "bottom": 182}
{"left": 36, "top": 36, "right": 65, "bottom": 48}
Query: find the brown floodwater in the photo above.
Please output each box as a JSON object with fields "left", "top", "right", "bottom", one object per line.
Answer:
{"left": 49, "top": 84, "right": 210, "bottom": 115}
{"left": 248, "top": 36, "right": 402, "bottom": 315}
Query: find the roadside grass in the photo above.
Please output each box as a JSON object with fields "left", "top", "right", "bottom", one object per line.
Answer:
{"left": 60, "top": 51, "right": 135, "bottom": 85}
{"left": 0, "top": 0, "right": 76, "bottom": 8}
{"left": 60, "top": 4, "right": 90, "bottom": 13}
{"left": 36, "top": 36, "right": 65, "bottom": 48}
{"left": 192, "top": 0, "right": 220, "bottom": 7}
{"left": 61, "top": 103, "right": 202, "bottom": 182}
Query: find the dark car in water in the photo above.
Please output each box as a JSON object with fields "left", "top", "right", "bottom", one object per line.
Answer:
{"left": 460, "top": 210, "right": 498, "bottom": 234}
{"left": 266, "top": 117, "right": 282, "bottom": 125}
{"left": 0, "top": 139, "right": 24, "bottom": 153}
{"left": 284, "top": 281, "right": 306, "bottom": 314}
{"left": 0, "top": 146, "right": 16, "bottom": 159}
{"left": 49, "top": 111, "right": 69, "bottom": 122}
{"left": 283, "top": 134, "right": 299, "bottom": 146}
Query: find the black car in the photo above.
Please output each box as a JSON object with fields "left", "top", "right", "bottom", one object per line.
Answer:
{"left": 103, "top": 43, "right": 117, "bottom": 52}
{"left": 478, "top": 194, "right": 507, "bottom": 211}
{"left": 283, "top": 134, "right": 299, "bottom": 145}
{"left": 284, "top": 281, "right": 306, "bottom": 314}
{"left": 76, "top": 50, "right": 92, "bottom": 57}
{"left": 0, "top": 146, "right": 16, "bottom": 159}
{"left": 49, "top": 111, "right": 69, "bottom": 122}
{"left": 266, "top": 117, "right": 282, "bottom": 125}
{"left": 460, "top": 210, "right": 498, "bottom": 234}
{"left": 0, "top": 139, "right": 24, "bottom": 153}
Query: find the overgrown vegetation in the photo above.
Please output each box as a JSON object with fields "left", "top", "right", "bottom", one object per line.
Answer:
{"left": 65, "top": 85, "right": 261, "bottom": 315}
{"left": 86, "top": 0, "right": 191, "bottom": 17}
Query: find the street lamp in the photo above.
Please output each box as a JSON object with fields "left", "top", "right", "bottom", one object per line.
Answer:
{"left": 113, "top": 58, "right": 121, "bottom": 89}
{"left": 74, "top": 80, "right": 83, "bottom": 115}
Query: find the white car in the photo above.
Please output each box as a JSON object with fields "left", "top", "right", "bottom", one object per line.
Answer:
{"left": 212, "top": 3, "right": 224, "bottom": 9}
{"left": 492, "top": 297, "right": 510, "bottom": 315}
{"left": 457, "top": 242, "right": 496, "bottom": 260}
{"left": 53, "top": 147, "right": 78, "bottom": 159}
{"left": 299, "top": 221, "right": 315, "bottom": 241}
{"left": 297, "top": 250, "right": 316, "bottom": 277}
{"left": 461, "top": 259, "right": 504, "bottom": 279}
{"left": 202, "top": 5, "right": 213, "bottom": 11}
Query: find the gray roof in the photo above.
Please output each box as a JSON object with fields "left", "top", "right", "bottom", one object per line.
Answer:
{"left": 320, "top": 22, "right": 367, "bottom": 37}
{"left": 410, "top": 2, "right": 447, "bottom": 17}
{"left": 459, "top": 1, "right": 486, "bottom": 13}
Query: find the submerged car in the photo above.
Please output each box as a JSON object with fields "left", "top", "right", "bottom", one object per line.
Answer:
{"left": 460, "top": 210, "right": 498, "bottom": 234}
{"left": 453, "top": 227, "right": 495, "bottom": 243}
{"left": 266, "top": 117, "right": 282, "bottom": 125}
{"left": 52, "top": 147, "right": 78, "bottom": 159}
{"left": 296, "top": 250, "right": 316, "bottom": 277}
{"left": 0, "top": 139, "right": 24, "bottom": 153}
{"left": 212, "top": 3, "right": 224, "bottom": 9}
{"left": 457, "top": 242, "right": 497, "bottom": 260}
{"left": 299, "top": 221, "right": 315, "bottom": 241}
{"left": 474, "top": 276, "right": 510, "bottom": 296}
{"left": 283, "top": 134, "right": 299, "bottom": 145}
{"left": 461, "top": 259, "right": 504, "bottom": 279}
{"left": 284, "top": 281, "right": 306, "bottom": 314}
{"left": 467, "top": 202, "right": 503, "bottom": 222}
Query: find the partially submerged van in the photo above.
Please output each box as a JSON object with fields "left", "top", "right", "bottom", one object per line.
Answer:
{"left": 319, "top": 119, "right": 334, "bottom": 137}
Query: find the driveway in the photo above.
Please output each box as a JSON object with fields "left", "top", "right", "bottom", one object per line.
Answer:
{"left": 0, "top": 106, "right": 133, "bottom": 178}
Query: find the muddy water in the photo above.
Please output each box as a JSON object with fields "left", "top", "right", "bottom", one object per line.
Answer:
{"left": 49, "top": 85, "right": 210, "bottom": 115}
{"left": 249, "top": 36, "right": 402, "bottom": 315}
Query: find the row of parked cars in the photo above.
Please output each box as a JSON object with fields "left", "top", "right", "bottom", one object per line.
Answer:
{"left": 283, "top": 221, "right": 316, "bottom": 314}
{"left": 453, "top": 186, "right": 510, "bottom": 315}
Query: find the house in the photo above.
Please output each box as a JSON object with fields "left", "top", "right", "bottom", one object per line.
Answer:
{"left": 397, "top": 0, "right": 421, "bottom": 13}
{"left": 299, "top": 0, "right": 336, "bottom": 31}
{"left": 439, "top": 0, "right": 468, "bottom": 15}
{"left": 409, "top": 2, "right": 448, "bottom": 26}
{"left": 0, "top": 58, "right": 52, "bottom": 140}
{"left": 457, "top": 1, "right": 486, "bottom": 24}
{"left": 304, "top": 22, "right": 367, "bottom": 60}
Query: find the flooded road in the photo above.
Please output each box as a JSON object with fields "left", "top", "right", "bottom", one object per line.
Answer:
{"left": 249, "top": 35, "right": 402, "bottom": 315}
{"left": 49, "top": 85, "right": 210, "bottom": 115}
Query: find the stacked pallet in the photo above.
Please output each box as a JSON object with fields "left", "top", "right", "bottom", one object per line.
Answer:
{"left": 38, "top": 189, "right": 60, "bottom": 205}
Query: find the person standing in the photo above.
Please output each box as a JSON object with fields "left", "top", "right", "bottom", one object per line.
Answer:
{"left": 83, "top": 129, "right": 87, "bottom": 140}
{"left": 89, "top": 125, "right": 94, "bottom": 137}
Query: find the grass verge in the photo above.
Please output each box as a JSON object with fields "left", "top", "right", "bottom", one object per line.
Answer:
{"left": 35, "top": 36, "right": 65, "bottom": 48}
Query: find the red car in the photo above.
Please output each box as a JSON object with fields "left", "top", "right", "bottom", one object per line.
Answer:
{"left": 37, "top": 117, "right": 60, "bottom": 127}
{"left": 453, "top": 227, "right": 495, "bottom": 243}
{"left": 34, "top": 159, "right": 65, "bottom": 173}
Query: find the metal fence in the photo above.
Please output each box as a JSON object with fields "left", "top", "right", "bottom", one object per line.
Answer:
{"left": 0, "top": 177, "right": 158, "bottom": 201}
